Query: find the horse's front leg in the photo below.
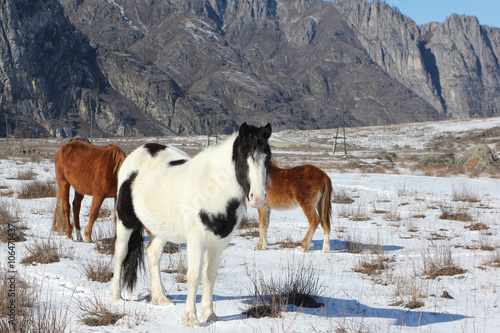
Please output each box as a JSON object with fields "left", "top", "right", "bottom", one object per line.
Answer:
{"left": 182, "top": 240, "right": 204, "bottom": 326}
{"left": 256, "top": 205, "right": 270, "bottom": 250}
{"left": 201, "top": 243, "right": 225, "bottom": 322}
{"left": 84, "top": 195, "right": 105, "bottom": 242}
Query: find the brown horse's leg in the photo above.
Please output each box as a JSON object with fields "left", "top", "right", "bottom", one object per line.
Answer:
{"left": 84, "top": 195, "right": 105, "bottom": 243}
{"left": 58, "top": 181, "right": 73, "bottom": 239}
{"left": 300, "top": 204, "right": 320, "bottom": 252}
{"left": 256, "top": 205, "right": 270, "bottom": 250}
{"left": 72, "top": 192, "right": 84, "bottom": 241}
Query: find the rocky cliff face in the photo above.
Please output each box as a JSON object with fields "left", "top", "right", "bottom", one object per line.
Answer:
{"left": 335, "top": 0, "right": 500, "bottom": 119}
{"left": 0, "top": 0, "right": 499, "bottom": 138}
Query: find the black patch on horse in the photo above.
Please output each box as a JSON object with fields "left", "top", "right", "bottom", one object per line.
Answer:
{"left": 199, "top": 199, "right": 241, "bottom": 238}
{"left": 144, "top": 143, "right": 167, "bottom": 157}
{"left": 169, "top": 159, "right": 187, "bottom": 166}
{"left": 232, "top": 123, "right": 272, "bottom": 198}
{"left": 117, "top": 172, "right": 141, "bottom": 230}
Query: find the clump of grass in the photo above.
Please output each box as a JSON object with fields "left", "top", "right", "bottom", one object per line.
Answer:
{"left": 163, "top": 242, "right": 180, "bottom": 254}
{"left": 17, "top": 180, "right": 56, "bottom": 199}
{"left": 14, "top": 170, "right": 37, "bottom": 181}
{"left": 465, "top": 223, "right": 489, "bottom": 231}
{"left": 452, "top": 186, "right": 480, "bottom": 203}
{"left": 422, "top": 246, "right": 467, "bottom": 279}
{"left": 0, "top": 267, "right": 69, "bottom": 332}
{"left": 161, "top": 250, "right": 187, "bottom": 283}
{"left": 332, "top": 188, "right": 355, "bottom": 204}
{"left": 78, "top": 295, "right": 125, "bottom": 326}
{"left": 270, "top": 237, "right": 301, "bottom": 249}
{"left": 242, "top": 259, "right": 323, "bottom": 318}
{"left": 239, "top": 217, "right": 259, "bottom": 230}
{"left": 0, "top": 200, "right": 27, "bottom": 243}
{"left": 21, "top": 239, "right": 60, "bottom": 265}
{"left": 483, "top": 251, "right": 500, "bottom": 268}
{"left": 353, "top": 256, "right": 392, "bottom": 276}
{"left": 240, "top": 230, "right": 260, "bottom": 238}
{"left": 80, "top": 259, "right": 113, "bottom": 283}
{"left": 438, "top": 206, "right": 473, "bottom": 222}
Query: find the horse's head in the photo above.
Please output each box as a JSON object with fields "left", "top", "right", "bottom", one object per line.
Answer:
{"left": 233, "top": 122, "right": 272, "bottom": 208}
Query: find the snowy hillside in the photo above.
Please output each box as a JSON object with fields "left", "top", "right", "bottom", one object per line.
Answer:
{"left": 1, "top": 117, "right": 500, "bottom": 332}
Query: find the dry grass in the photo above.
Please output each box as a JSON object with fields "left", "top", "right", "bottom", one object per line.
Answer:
{"left": 0, "top": 199, "right": 27, "bottom": 243}
{"left": 422, "top": 246, "right": 467, "bottom": 279}
{"left": 332, "top": 188, "right": 355, "bottom": 204}
{"left": 239, "top": 217, "right": 259, "bottom": 230}
{"left": 353, "top": 256, "right": 391, "bottom": 276}
{"left": 17, "top": 180, "right": 56, "bottom": 199}
{"left": 242, "top": 259, "right": 323, "bottom": 319}
{"left": 78, "top": 295, "right": 125, "bottom": 327}
{"left": 452, "top": 186, "right": 480, "bottom": 203}
{"left": 270, "top": 237, "right": 301, "bottom": 249}
{"left": 438, "top": 206, "right": 474, "bottom": 222}
{"left": 21, "top": 239, "right": 60, "bottom": 265}
{"left": 0, "top": 268, "right": 69, "bottom": 332}
{"left": 80, "top": 259, "right": 114, "bottom": 283}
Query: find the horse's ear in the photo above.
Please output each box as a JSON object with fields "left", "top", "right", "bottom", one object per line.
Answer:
{"left": 262, "top": 123, "right": 272, "bottom": 140}
{"left": 239, "top": 122, "right": 249, "bottom": 137}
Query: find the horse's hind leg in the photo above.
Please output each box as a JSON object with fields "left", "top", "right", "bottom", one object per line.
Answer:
{"left": 300, "top": 204, "right": 320, "bottom": 252}
{"left": 84, "top": 195, "right": 105, "bottom": 243}
{"left": 57, "top": 181, "right": 73, "bottom": 239}
{"left": 201, "top": 243, "right": 225, "bottom": 322}
{"left": 72, "top": 192, "right": 84, "bottom": 241}
{"left": 110, "top": 222, "right": 133, "bottom": 301}
{"left": 256, "top": 205, "right": 270, "bottom": 250}
{"left": 146, "top": 235, "right": 171, "bottom": 306}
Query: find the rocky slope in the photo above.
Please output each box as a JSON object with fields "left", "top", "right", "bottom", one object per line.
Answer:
{"left": 0, "top": 0, "right": 499, "bottom": 137}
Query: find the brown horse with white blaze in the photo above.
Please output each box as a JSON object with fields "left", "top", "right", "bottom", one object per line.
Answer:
{"left": 54, "top": 140, "right": 126, "bottom": 242}
{"left": 256, "top": 163, "right": 332, "bottom": 252}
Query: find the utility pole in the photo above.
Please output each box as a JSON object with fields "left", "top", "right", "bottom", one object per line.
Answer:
{"left": 332, "top": 104, "right": 347, "bottom": 155}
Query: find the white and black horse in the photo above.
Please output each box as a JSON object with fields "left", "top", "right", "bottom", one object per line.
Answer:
{"left": 110, "top": 122, "right": 272, "bottom": 326}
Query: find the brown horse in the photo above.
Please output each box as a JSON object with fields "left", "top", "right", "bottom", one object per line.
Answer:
{"left": 255, "top": 163, "right": 332, "bottom": 252}
{"left": 53, "top": 140, "right": 126, "bottom": 242}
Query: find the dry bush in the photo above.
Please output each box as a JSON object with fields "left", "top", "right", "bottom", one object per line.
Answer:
{"left": 242, "top": 259, "right": 323, "bottom": 318}
{"left": 78, "top": 295, "right": 125, "bottom": 326}
{"left": 270, "top": 236, "right": 301, "bottom": 249}
{"left": 483, "top": 251, "right": 500, "bottom": 268}
{"left": 93, "top": 225, "right": 115, "bottom": 255}
{"left": 438, "top": 206, "right": 474, "bottom": 222}
{"left": 422, "top": 246, "right": 467, "bottom": 279}
{"left": 452, "top": 186, "right": 480, "bottom": 203}
{"left": 161, "top": 249, "right": 187, "bottom": 283}
{"left": 80, "top": 259, "right": 113, "bottom": 283}
{"left": 465, "top": 223, "right": 489, "bottom": 231}
{"left": 239, "top": 217, "right": 259, "bottom": 230}
{"left": 332, "top": 188, "right": 355, "bottom": 204}
{"left": 13, "top": 170, "right": 37, "bottom": 181}
{"left": 0, "top": 199, "right": 27, "bottom": 243}
{"left": 17, "top": 180, "right": 56, "bottom": 199}
{"left": 0, "top": 268, "right": 68, "bottom": 332}
{"left": 163, "top": 242, "right": 180, "bottom": 254}
{"left": 21, "top": 239, "right": 60, "bottom": 265}
{"left": 353, "top": 256, "right": 391, "bottom": 276}
{"left": 240, "top": 230, "right": 260, "bottom": 238}
{"left": 390, "top": 274, "right": 427, "bottom": 309}
{"left": 349, "top": 204, "right": 370, "bottom": 221}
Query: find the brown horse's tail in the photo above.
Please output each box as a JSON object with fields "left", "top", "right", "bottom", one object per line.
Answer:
{"left": 318, "top": 173, "right": 332, "bottom": 233}
{"left": 52, "top": 188, "right": 65, "bottom": 234}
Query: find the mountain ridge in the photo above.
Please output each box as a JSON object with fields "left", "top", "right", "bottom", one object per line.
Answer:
{"left": 0, "top": 0, "right": 499, "bottom": 138}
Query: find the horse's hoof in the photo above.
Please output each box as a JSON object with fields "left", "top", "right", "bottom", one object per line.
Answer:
{"left": 151, "top": 296, "right": 172, "bottom": 306}
{"left": 84, "top": 237, "right": 92, "bottom": 243}
{"left": 182, "top": 312, "right": 200, "bottom": 327}
{"left": 205, "top": 313, "right": 218, "bottom": 323}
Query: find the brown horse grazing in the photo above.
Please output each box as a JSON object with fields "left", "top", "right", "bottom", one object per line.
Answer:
{"left": 255, "top": 163, "right": 332, "bottom": 252}
{"left": 53, "top": 140, "right": 126, "bottom": 242}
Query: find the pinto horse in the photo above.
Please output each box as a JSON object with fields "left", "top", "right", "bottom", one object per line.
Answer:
{"left": 255, "top": 163, "right": 332, "bottom": 252}
{"left": 54, "top": 140, "right": 126, "bottom": 242}
{"left": 110, "top": 122, "right": 272, "bottom": 326}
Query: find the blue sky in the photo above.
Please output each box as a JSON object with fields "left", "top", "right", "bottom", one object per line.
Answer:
{"left": 381, "top": 0, "right": 500, "bottom": 28}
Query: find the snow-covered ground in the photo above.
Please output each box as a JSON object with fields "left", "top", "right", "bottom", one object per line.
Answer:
{"left": 1, "top": 118, "right": 500, "bottom": 332}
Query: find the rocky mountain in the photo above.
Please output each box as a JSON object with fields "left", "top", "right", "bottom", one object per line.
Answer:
{"left": 0, "top": 0, "right": 499, "bottom": 138}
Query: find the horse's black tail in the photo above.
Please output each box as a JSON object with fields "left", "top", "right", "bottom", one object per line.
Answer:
{"left": 119, "top": 224, "right": 145, "bottom": 293}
